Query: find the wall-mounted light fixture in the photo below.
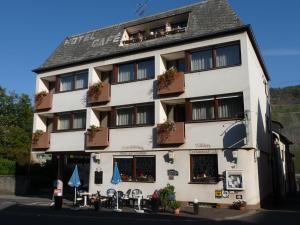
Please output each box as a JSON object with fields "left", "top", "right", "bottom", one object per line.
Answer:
{"left": 168, "top": 151, "right": 175, "bottom": 163}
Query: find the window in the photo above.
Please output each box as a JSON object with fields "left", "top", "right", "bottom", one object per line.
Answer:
{"left": 115, "top": 103, "right": 154, "bottom": 127}
{"left": 60, "top": 75, "right": 73, "bottom": 92}
{"left": 191, "top": 50, "right": 213, "bottom": 71}
{"left": 192, "top": 99, "right": 215, "bottom": 121}
{"left": 116, "top": 107, "right": 134, "bottom": 126}
{"left": 116, "top": 59, "right": 154, "bottom": 83}
{"left": 217, "top": 96, "right": 244, "bottom": 119}
{"left": 114, "top": 156, "right": 155, "bottom": 182}
{"left": 136, "top": 105, "right": 154, "bottom": 125}
{"left": 56, "top": 111, "right": 86, "bottom": 131}
{"left": 190, "top": 154, "right": 218, "bottom": 183}
{"left": 215, "top": 45, "right": 240, "bottom": 68}
{"left": 189, "top": 42, "right": 240, "bottom": 72}
{"left": 118, "top": 64, "right": 134, "bottom": 82}
{"left": 190, "top": 94, "right": 244, "bottom": 121}
{"left": 59, "top": 70, "right": 88, "bottom": 92}
{"left": 137, "top": 60, "right": 155, "bottom": 80}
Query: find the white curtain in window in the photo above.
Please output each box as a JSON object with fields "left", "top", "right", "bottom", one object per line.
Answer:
{"left": 118, "top": 64, "right": 134, "bottom": 82}
{"left": 192, "top": 101, "right": 214, "bottom": 120}
{"left": 137, "top": 107, "right": 152, "bottom": 124}
{"left": 218, "top": 97, "right": 243, "bottom": 118}
{"left": 73, "top": 113, "right": 86, "bottom": 129}
{"left": 60, "top": 76, "right": 73, "bottom": 91}
{"left": 58, "top": 115, "right": 70, "bottom": 130}
{"left": 137, "top": 60, "right": 154, "bottom": 80}
{"left": 216, "top": 45, "right": 240, "bottom": 67}
{"left": 75, "top": 73, "right": 88, "bottom": 89}
{"left": 117, "top": 108, "right": 133, "bottom": 126}
{"left": 191, "top": 50, "right": 213, "bottom": 71}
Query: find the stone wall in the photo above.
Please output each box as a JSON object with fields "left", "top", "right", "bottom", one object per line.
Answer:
{"left": 0, "top": 175, "right": 30, "bottom": 195}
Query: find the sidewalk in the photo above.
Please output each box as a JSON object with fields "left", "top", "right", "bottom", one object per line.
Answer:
{"left": 0, "top": 195, "right": 256, "bottom": 221}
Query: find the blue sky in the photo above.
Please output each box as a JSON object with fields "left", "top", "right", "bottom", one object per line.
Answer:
{"left": 0, "top": 0, "right": 299, "bottom": 97}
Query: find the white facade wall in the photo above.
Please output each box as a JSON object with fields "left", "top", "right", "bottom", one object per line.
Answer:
{"left": 32, "top": 32, "right": 271, "bottom": 207}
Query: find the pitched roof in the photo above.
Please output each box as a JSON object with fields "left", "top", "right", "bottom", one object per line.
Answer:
{"left": 34, "top": 0, "right": 244, "bottom": 73}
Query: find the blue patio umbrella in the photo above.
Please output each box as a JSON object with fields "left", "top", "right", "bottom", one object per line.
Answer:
{"left": 68, "top": 165, "right": 81, "bottom": 205}
{"left": 111, "top": 162, "right": 122, "bottom": 211}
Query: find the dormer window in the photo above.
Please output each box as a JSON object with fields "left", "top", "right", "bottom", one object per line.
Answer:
{"left": 122, "top": 13, "right": 189, "bottom": 45}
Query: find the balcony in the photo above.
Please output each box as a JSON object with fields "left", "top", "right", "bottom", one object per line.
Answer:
{"left": 86, "top": 127, "right": 109, "bottom": 148}
{"left": 157, "top": 71, "right": 185, "bottom": 96}
{"left": 157, "top": 122, "right": 185, "bottom": 145}
{"left": 35, "top": 92, "right": 52, "bottom": 111}
{"left": 87, "top": 83, "right": 111, "bottom": 105}
{"left": 32, "top": 132, "right": 50, "bottom": 150}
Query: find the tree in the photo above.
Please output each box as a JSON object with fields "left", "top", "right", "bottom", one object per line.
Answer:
{"left": 0, "top": 86, "right": 33, "bottom": 166}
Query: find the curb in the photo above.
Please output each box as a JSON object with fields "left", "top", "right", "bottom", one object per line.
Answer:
{"left": 214, "top": 210, "right": 258, "bottom": 221}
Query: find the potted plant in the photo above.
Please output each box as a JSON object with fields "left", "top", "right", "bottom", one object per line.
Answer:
{"left": 87, "top": 82, "right": 104, "bottom": 99}
{"left": 35, "top": 91, "right": 47, "bottom": 106}
{"left": 170, "top": 200, "right": 181, "bottom": 216}
{"left": 88, "top": 125, "right": 100, "bottom": 138}
{"left": 32, "top": 130, "right": 44, "bottom": 144}
{"left": 232, "top": 200, "right": 246, "bottom": 211}
{"left": 157, "top": 67, "right": 177, "bottom": 90}
{"left": 159, "top": 183, "right": 175, "bottom": 211}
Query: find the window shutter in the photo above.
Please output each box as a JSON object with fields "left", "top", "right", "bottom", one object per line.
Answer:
{"left": 185, "top": 51, "right": 191, "bottom": 72}
{"left": 110, "top": 107, "right": 116, "bottom": 127}
{"left": 185, "top": 99, "right": 192, "bottom": 122}
{"left": 112, "top": 64, "right": 118, "bottom": 84}
{"left": 55, "top": 76, "right": 60, "bottom": 93}
{"left": 53, "top": 115, "right": 58, "bottom": 131}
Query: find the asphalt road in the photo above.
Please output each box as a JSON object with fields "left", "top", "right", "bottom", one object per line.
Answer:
{"left": 0, "top": 196, "right": 299, "bottom": 225}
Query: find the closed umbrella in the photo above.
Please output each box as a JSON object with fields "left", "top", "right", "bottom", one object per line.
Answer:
{"left": 111, "top": 162, "right": 122, "bottom": 212}
{"left": 68, "top": 165, "right": 81, "bottom": 205}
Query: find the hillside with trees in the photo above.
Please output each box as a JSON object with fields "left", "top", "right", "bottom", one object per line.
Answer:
{"left": 271, "top": 84, "right": 300, "bottom": 172}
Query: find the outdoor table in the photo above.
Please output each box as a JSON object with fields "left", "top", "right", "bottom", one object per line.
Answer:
{"left": 80, "top": 192, "right": 91, "bottom": 207}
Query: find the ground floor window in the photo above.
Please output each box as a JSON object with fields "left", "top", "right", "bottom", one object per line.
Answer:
{"left": 114, "top": 156, "right": 155, "bottom": 182}
{"left": 190, "top": 154, "right": 218, "bottom": 183}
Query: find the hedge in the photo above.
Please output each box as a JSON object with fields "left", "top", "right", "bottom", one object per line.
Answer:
{"left": 0, "top": 158, "right": 16, "bottom": 175}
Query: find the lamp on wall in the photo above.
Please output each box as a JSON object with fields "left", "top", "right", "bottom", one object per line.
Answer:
{"left": 94, "top": 153, "right": 101, "bottom": 164}
{"left": 168, "top": 151, "right": 175, "bottom": 163}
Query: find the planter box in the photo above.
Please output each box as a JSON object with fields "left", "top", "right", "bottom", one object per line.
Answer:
{"left": 35, "top": 93, "right": 52, "bottom": 111}
{"left": 87, "top": 83, "right": 111, "bottom": 104}
{"left": 157, "top": 122, "right": 185, "bottom": 145}
{"left": 32, "top": 132, "right": 50, "bottom": 150}
{"left": 157, "top": 72, "right": 185, "bottom": 96}
{"left": 86, "top": 128, "right": 109, "bottom": 148}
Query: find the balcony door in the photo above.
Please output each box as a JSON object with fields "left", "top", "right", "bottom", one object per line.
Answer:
{"left": 166, "top": 104, "right": 185, "bottom": 122}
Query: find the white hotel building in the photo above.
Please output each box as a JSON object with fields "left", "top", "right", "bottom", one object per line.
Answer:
{"left": 32, "top": 0, "right": 273, "bottom": 208}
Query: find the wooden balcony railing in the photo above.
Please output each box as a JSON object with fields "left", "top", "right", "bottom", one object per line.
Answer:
{"left": 32, "top": 132, "right": 50, "bottom": 150}
{"left": 157, "top": 72, "right": 185, "bottom": 96}
{"left": 87, "top": 83, "right": 111, "bottom": 104}
{"left": 86, "top": 128, "right": 109, "bottom": 148}
{"left": 35, "top": 92, "right": 52, "bottom": 111}
{"left": 157, "top": 122, "right": 185, "bottom": 145}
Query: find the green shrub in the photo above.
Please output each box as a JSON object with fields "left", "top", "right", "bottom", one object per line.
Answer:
{"left": 0, "top": 158, "right": 16, "bottom": 175}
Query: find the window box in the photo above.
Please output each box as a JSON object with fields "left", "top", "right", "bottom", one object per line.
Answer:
{"left": 87, "top": 83, "right": 111, "bottom": 104}
{"left": 35, "top": 92, "right": 52, "bottom": 111}
{"left": 157, "top": 71, "right": 185, "bottom": 96}
{"left": 32, "top": 131, "right": 50, "bottom": 150}
{"left": 86, "top": 127, "right": 109, "bottom": 148}
{"left": 157, "top": 122, "right": 185, "bottom": 145}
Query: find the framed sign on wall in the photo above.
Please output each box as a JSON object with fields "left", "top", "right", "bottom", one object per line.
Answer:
{"left": 225, "top": 170, "right": 244, "bottom": 190}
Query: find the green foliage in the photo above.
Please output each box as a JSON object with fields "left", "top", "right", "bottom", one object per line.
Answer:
{"left": 0, "top": 86, "right": 33, "bottom": 166}
{"left": 0, "top": 158, "right": 16, "bottom": 175}
{"left": 159, "top": 183, "right": 176, "bottom": 211}
{"left": 169, "top": 200, "right": 181, "bottom": 209}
